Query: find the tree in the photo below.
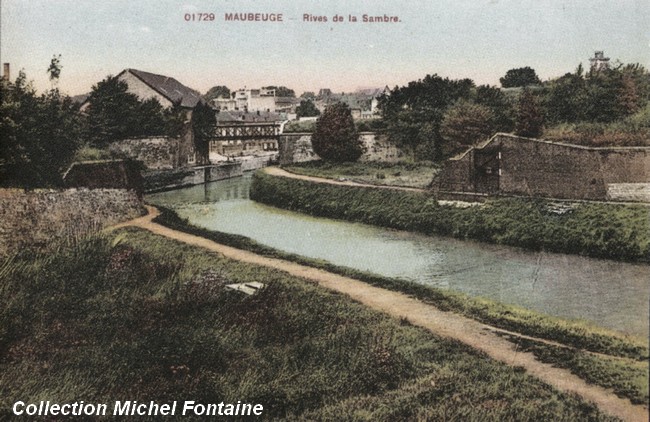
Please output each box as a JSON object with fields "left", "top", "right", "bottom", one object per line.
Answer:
{"left": 191, "top": 101, "right": 216, "bottom": 165}
{"left": 544, "top": 72, "right": 588, "bottom": 124}
{"left": 84, "top": 76, "right": 148, "bottom": 146}
{"left": 203, "top": 85, "right": 230, "bottom": 102}
{"left": 474, "top": 85, "right": 515, "bottom": 132}
{"left": 311, "top": 102, "right": 363, "bottom": 162}
{"left": 515, "top": 88, "right": 544, "bottom": 138}
{"left": 378, "top": 74, "right": 475, "bottom": 160}
{"left": 47, "top": 54, "right": 62, "bottom": 87}
{"left": 296, "top": 99, "right": 320, "bottom": 118}
{"left": 83, "top": 75, "right": 184, "bottom": 146}
{"left": 500, "top": 67, "right": 542, "bottom": 88}
{"left": 440, "top": 100, "right": 495, "bottom": 156}
{"left": 262, "top": 85, "right": 295, "bottom": 97}
{"left": 1, "top": 71, "right": 82, "bottom": 187}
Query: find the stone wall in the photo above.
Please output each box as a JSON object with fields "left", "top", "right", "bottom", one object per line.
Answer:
{"left": 438, "top": 134, "right": 650, "bottom": 202}
{"left": 0, "top": 188, "right": 144, "bottom": 256}
{"left": 278, "top": 132, "right": 400, "bottom": 165}
{"left": 109, "top": 132, "right": 199, "bottom": 170}
{"left": 144, "top": 163, "right": 243, "bottom": 192}
{"left": 278, "top": 133, "right": 318, "bottom": 165}
{"left": 233, "top": 153, "right": 279, "bottom": 171}
{"left": 109, "top": 137, "right": 180, "bottom": 170}
{"left": 358, "top": 132, "right": 403, "bottom": 162}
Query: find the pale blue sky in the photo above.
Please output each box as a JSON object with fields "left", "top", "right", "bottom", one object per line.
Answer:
{"left": 1, "top": 0, "right": 648, "bottom": 96}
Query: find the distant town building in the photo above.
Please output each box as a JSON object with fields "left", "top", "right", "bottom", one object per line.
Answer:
{"left": 2, "top": 63, "right": 10, "bottom": 81}
{"left": 589, "top": 51, "right": 610, "bottom": 73}
{"left": 314, "top": 86, "right": 386, "bottom": 118}
{"left": 213, "top": 88, "right": 298, "bottom": 113}
{"left": 209, "top": 110, "right": 285, "bottom": 161}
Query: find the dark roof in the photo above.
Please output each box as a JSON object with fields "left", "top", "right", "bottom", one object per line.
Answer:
{"left": 123, "top": 68, "right": 203, "bottom": 108}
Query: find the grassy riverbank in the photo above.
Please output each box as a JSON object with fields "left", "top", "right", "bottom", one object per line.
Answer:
{"left": 251, "top": 170, "right": 650, "bottom": 263}
{"left": 154, "top": 206, "right": 648, "bottom": 405}
{"left": 0, "top": 230, "right": 622, "bottom": 421}
{"left": 283, "top": 161, "right": 440, "bottom": 189}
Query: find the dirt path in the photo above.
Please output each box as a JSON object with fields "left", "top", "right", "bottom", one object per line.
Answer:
{"left": 265, "top": 167, "right": 427, "bottom": 192}
{"left": 112, "top": 206, "right": 648, "bottom": 422}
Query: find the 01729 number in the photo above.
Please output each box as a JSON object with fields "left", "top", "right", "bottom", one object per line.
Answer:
{"left": 184, "top": 13, "right": 216, "bottom": 22}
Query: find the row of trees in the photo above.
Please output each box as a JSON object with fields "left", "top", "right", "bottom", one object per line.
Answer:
{"left": 1, "top": 61, "right": 215, "bottom": 187}
{"left": 376, "top": 62, "right": 650, "bottom": 161}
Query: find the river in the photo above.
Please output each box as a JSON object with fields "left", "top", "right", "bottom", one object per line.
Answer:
{"left": 147, "top": 174, "right": 650, "bottom": 338}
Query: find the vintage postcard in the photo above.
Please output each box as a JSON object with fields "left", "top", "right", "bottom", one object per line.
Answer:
{"left": 1, "top": 0, "right": 649, "bottom": 420}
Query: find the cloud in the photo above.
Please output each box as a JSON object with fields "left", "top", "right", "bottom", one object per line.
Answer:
{"left": 140, "top": 26, "right": 151, "bottom": 33}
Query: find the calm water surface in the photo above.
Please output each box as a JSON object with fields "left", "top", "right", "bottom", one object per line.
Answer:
{"left": 148, "top": 174, "right": 650, "bottom": 338}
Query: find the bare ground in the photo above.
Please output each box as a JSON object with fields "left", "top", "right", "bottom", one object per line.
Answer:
{"left": 111, "top": 205, "right": 648, "bottom": 422}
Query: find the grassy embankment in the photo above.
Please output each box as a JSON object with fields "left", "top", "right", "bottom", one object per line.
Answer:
{"left": 154, "top": 206, "right": 649, "bottom": 406}
{"left": 0, "top": 230, "right": 623, "bottom": 420}
{"left": 252, "top": 170, "right": 650, "bottom": 263}
{"left": 283, "top": 161, "right": 440, "bottom": 189}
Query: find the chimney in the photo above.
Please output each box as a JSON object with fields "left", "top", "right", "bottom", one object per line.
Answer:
{"left": 2, "top": 63, "right": 9, "bottom": 81}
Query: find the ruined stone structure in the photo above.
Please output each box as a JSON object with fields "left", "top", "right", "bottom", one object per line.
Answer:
{"left": 438, "top": 133, "right": 650, "bottom": 202}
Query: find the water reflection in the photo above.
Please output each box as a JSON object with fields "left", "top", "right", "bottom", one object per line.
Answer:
{"left": 149, "top": 174, "right": 650, "bottom": 338}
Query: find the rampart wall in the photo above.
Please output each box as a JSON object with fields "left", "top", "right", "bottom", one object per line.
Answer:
{"left": 438, "top": 134, "right": 650, "bottom": 202}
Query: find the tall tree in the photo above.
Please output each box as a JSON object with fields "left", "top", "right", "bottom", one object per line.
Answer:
{"left": 311, "top": 102, "right": 363, "bottom": 162}
{"left": 1, "top": 71, "right": 82, "bottom": 187}
{"left": 191, "top": 101, "right": 216, "bottom": 165}
{"left": 500, "top": 67, "right": 542, "bottom": 88}
{"left": 515, "top": 88, "right": 544, "bottom": 138}
{"left": 378, "top": 74, "right": 475, "bottom": 160}
{"left": 203, "top": 85, "right": 231, "bottom": 102}
{"left": 83, "top": 75, "right": 185, "bottom": 146}
{"left": 296, "top": 99, "right": 320, "bottom": 118}
{"left": 544, "top": 72, "right": 588, "bottom": 124}
{"left": 84, "top": 76, "right": 148, "bottom": 146}
{"left": 474, "top": 85, "right": 515, "bottom": 132}
{"left": 440, "top": 99, "right": 495, "bottom": 156}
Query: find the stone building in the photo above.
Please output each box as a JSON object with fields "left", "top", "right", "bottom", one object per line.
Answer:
{"left": 438, "top": 133, "right": 650, "bottom": 202}
{"left": 209, "top": 111, "right": 284, "bottom": 161}
{"left": 589, "top": 51, "right": 610, "bottom": 73}
{"left": 213, "top": 88, "right": 298, "bottom": 113}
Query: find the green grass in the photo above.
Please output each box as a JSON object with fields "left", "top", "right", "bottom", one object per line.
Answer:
{"left": 283, "top": 160, "right": 440, "bottom": 189}
{"left": 153, "top": 206, "right": 648, "bottom": 362}
{"left": 507, "top": 336, "right": 649, "bottom": 406}
{"left": 251, "top": 170, "right": 650, "bottom": 263}
{"left": 0, "top": 230, "right": 620, "bottom": 421}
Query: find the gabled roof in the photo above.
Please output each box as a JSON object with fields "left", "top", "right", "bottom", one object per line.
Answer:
{"left": 121, "top": 68, "right": 203, "bottom": 108}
